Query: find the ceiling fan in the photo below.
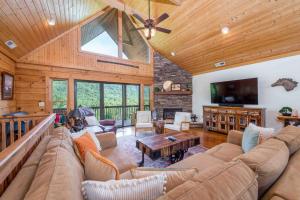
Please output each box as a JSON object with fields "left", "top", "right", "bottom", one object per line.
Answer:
{"left": 133, "top": 0, "right": 171, "bottom": 40}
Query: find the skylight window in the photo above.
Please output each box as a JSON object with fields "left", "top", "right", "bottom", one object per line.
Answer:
{"left": 81, "top": 31, "right": 128, "bottom": 59}
{"left": 80, "top": 8, "right": 148, "bottom": 63}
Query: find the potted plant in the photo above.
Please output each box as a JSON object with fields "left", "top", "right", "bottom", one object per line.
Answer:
{"left": 279, "top": 107, "right": 293, "bottom": 116}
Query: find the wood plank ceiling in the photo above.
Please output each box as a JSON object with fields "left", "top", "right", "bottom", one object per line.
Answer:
{"left": 125, "top": 0, "right": 300, "bottom": 74}
{"left": 1, "top": 0, "right": 300, "bottom": 75}
{"left": 0, "top": 0, "right": 107, "bottom": 60}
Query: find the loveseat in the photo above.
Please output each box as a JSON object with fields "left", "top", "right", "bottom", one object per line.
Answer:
{"left": 1, "top": 125, "right": 300, "bottom": 200}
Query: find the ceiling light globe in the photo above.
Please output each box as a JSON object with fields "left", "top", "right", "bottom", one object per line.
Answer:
{"left": 221, "top": 26, "right": 230, "bottom": 34}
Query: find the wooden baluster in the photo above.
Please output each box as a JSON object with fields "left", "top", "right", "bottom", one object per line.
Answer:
{"left": 32, "top": 118, "right": 36, "bottom": 127}
{"left": 25, "top": 120, "right": 29, "bottom": 134}
{"left": 18, "top": 120, "right": 22, "bottom": 139}
{"left": 10, "top": 120, "right": 14, "bottom": 145}
{"left": 1, "top": 120, "right": 6, "bottom": 150}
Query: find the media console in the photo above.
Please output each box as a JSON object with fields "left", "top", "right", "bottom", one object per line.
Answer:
{"left": 203, "top": 106, "right": 266, "bottom": 134}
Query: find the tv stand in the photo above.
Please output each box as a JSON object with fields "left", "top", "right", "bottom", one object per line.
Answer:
{"left": 203, "top": 106, "right": 265, "bottom": 134}
{"left": 218, "top": 104, "right": 244, "bottom": 107}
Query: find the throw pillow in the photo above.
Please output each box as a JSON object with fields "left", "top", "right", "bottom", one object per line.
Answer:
{"left": 85, "top": 150, "right": 120, "bottom": 181}
{"left": 73, "top": 133, "right": 98, "bottom": 162}
{"left": 248, "top": 123, "right": 275, "bottom": 143}
{"left": 71, "top": 130, "right": 102, "bottom": 151}
{"left": 242, "top": 126, "right": 260, "bottom": 152}
{"left": 81, "top": 174, "right": 167, "bottom": 200}
{"left": 85, "top": 116, "right": 100, "bottom": 126}
{"left": 130, "top": 168, "right": 198, "bottom": 192}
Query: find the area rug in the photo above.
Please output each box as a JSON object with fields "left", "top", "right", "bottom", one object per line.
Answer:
{"left": 117, "top": 132, "right": 208, "bottom": 168}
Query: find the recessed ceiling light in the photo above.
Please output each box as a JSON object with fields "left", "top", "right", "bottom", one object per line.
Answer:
{"left": 171, "top": 52, "right": 176, "bottom": 56}
{"left": 221, "top": 26, "right": 230, "bottom": 34}
{"left": 5, "top": 40, "right": 17, "bottom": 49}
{"left": 47, "top": 18, "right": 56, "bottom": 26}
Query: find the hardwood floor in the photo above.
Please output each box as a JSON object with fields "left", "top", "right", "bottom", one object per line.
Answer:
{"left": 117, "top": 127, "right": 227, "bottom": 149}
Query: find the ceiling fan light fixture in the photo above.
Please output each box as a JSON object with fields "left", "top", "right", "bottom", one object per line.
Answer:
{"left": 144, "top": 28, "right": 156, "bottom": 38}
{"left": 47, "top": 18, "right": 56, "bottom": 26}
{"left": 171, "top": 51, "right": 176, "bottom": 56}
{"left": 221, "top": 26, "right": 230, "bottom": 34}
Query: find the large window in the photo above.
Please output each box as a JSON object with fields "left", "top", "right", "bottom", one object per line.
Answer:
{"left": 75, "top": 81, "right": 101, "bottom": 119}
{"left": 144, "top": 86, "right": 150, "bottom": 111}
{"left": 80, "top": 8, "right": 149, "bottom": 63}
{"left": 52, "top": 80, "right": 68, "bottom": 114}
{"left": 74, "top": 81, "right": 140, "bottom": 127}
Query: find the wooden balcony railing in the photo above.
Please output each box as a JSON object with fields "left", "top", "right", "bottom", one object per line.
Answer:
{"left": 0, "top": 113, "right": 55, "bottom": 195}
{"left": 0, "top": 114, "right": 50, "bottom": 151}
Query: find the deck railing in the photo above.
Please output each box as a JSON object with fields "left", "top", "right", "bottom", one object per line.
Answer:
{"left": 0, "top": 113, "right": 55, "bottom": 195}
{"left": 0, "top": 114, "right": 50, "bottom": 151}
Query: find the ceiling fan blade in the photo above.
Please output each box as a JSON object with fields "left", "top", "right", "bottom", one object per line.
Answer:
{"left": 136, "top": 27, "right": 146, "bottom": 30}
{"left": 155, "top": 13, "right": 169, "bottom": 24}
{"left": 133, "top": 14, "right": 146, "bottom": 24}
{"left": 156, "top": 27, "right": 172, "bottom": 34}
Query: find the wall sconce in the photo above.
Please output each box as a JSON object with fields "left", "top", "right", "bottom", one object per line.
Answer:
{"left": 38, "top": 101, "right": 45, "bottom": 111}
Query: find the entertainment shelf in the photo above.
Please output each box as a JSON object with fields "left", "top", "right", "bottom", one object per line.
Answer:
{"left": 203, "top": 106, "right": 266, "bottom": 134}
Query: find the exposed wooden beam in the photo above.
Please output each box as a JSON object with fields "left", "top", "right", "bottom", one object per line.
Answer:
{"left": 99, "top": 0, "right": 146, "bottom": 17}
{"left": 169, "top": 0, "right": 184, "bottom": 6}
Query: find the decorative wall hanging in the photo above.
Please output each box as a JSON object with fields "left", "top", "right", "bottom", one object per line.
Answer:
{"left": 1, "top": 72, "right": 14, "bottom": 100}
{"left": 271, "top": 78, "right": 298, "bottom": 91}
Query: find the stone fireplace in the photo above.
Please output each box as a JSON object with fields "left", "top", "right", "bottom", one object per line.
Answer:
{"left": 154, "top": 52, "right": 192, "bottom": 119}
{"left": 163, "top": 108, "right": 183, "bottom": 120}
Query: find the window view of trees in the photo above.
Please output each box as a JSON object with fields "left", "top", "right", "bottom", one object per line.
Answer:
{"left": 73, "top": 81, "right": 140, "bottom": 127}
{"left": 52, "top": 80, "right": 67, "bottom": 113}
{"left": 144, "top": 86, "right": 150, "bottom": 110}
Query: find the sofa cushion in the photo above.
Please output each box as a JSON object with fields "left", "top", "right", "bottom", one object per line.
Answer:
{"left": 85, "top": 150, "right": 120, "bottom": 181}
{"left": 1, "top": 135, "right": 52, "bottom": 200}
{"left": 101, "top": 146, "right": 137, "bottom": 174}
{"left": 205, "top": 143, "right": 243, "bottom": 162}
{"left": 168, "top": 153, "right": 225, "bottom": 172}
{"left": 130, "top": 168, "right": 198, "bottom": 192}
{"left": 234, "top": 138, "right": 289, "bottom": 197}
{"left": 242, "top": 126, "right": 260, "bottom": 152}
{"left": 82, "top": 174, "right": 166, "bottom": 200}
{"left": 275, "top": 125, "right": 300, "bottom": 155}
{"left": 262, "top": 148, "right": 300, "bottom": 200}
{"left": 157, "top": 161, "right": 258, "bottom": 200}
{"left": 24, "top": 138, "right": 84, "bottom": 200}
{"left": 23, "top": 135, "right": 52, "bottom": 168}
{"left": 73, "top": 133, "right": 98, "bottom": 162}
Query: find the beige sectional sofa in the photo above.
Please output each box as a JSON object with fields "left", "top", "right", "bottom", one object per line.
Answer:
{"left": 1, "top": 125, "right": 300, "bottom": 200}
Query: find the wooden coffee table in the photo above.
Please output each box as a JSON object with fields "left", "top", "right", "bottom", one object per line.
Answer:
{"left": 136, "top": 132, "right": 201, "bottom": 166}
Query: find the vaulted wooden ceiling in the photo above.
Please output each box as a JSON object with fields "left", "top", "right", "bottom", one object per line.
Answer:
{"left": 125, "top": 0, "right": 300, "bottom": 74}
{"left": 0, "top": 0, "right": 107, "bottom": 60}
{"left": 1, "top": 0, "right": 300, "bottom": 75}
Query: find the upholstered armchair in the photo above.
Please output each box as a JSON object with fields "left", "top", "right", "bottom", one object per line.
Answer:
{"left": 135, "top": 111, "right": 154, "bottom": 136}
{"left": 164, "top": 112, "right": 191, "bottom": 132}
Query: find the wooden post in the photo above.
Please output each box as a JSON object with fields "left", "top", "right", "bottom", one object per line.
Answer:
{"left": 68, "top": 78, "right": 74, "bottom": 112}
{"left": 117, "top": 10, "right": 123, "bottom": 58}
{"left": 150, "top": 84, "right": 154, "bottom": 111}
{"left": 9, "top": 120, "right": 14, "bottom": 145}
{"left": 1, "top": 121, "right": 6, "bottom": 150}
{"left": 140, "top": 84, "right": 144, "bottom": 111}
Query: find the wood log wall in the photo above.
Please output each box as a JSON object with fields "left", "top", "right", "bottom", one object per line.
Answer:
{"left": 14, "top": 22, "right": 154, "bottom": 114}
{"left": 0, "top": 52, "right": 16, "bottom": 115}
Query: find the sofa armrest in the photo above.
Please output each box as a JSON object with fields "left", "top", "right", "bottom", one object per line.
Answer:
{"left": 227, "top": 130, "right": 243, "bottom": 146}
{"left": 96, "top": 132, "right": 117, "bottom": 150}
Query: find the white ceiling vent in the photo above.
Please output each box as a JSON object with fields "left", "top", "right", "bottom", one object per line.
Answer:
{"left": 5, "top": 40, "right": 17, "bottom": 49}
{"left": 215, "top": 61, "right": 226, "bottom": 67}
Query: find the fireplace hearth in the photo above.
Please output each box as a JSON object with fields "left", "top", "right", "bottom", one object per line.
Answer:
{"left": 163, "top": 108, "right": 183, "bottom": 120}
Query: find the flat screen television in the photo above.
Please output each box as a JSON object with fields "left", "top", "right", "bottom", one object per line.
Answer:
{"left": 210, "top": 78, "right": 258, "bottom": 106}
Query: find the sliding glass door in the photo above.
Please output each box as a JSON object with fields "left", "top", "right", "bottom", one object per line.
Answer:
{"left": 75, "top": 81, "right": 101, "bottom": 119}
{"left": 75, "top": 81, "right": 140, "bottom": 127}
{"left": 104, "top": 83, "right": 123, "bottom": 126}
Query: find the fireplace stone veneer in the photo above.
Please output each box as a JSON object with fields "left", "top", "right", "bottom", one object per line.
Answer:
{"left": 154, "top": 52, "right": 192, "bottom": 119}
